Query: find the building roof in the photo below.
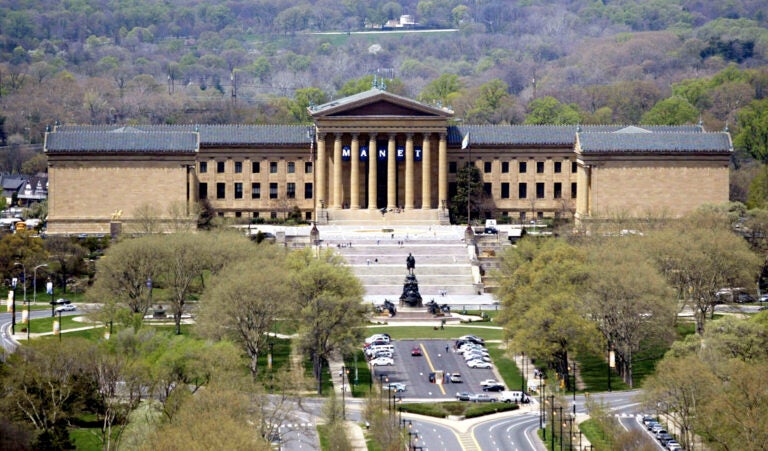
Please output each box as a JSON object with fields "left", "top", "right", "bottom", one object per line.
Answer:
{"left": 50, "top": 123, "right": 715, "bottom": 150}
{"left": 310, "top": 88, "right": 454, "bottom": 118}
{"left": 578, "top": 131, "right": 732, "bottom": 153}
{"left": 45, "top": 129, "right": 199, "bottom": 153}
{"left": 447, "top": 124, "right": 704, "bottom": 147}
{"left": 54, "top": 125, "right": 310, "bottom": 146}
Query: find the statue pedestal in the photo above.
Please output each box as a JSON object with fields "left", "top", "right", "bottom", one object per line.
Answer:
{"left": 399, "top": 274, "right": 423, "bottom": 308}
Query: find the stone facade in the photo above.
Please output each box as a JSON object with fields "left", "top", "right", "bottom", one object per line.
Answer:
{"left": 43, "top": 89, "right": 732, "bottom": 234}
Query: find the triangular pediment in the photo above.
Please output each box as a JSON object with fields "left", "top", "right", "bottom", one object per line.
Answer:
{"left": 310, "top": 89, "right": 453, "bottom": 119}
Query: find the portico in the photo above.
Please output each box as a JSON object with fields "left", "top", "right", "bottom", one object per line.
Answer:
{"left": 310, "top": 89, "right": 453, "bottom": 224}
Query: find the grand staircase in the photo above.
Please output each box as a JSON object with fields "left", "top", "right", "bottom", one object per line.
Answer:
{"left": 330, "top": 236, "right": 479, "bottom": 300}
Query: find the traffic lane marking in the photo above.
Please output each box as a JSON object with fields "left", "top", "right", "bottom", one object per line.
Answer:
{"left": 420, "top": 342, "right": 446, "bottom": 395}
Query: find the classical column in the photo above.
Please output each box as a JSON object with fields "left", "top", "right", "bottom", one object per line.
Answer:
{"left": 368, "top": 134, "right": 378, "bottom": 210}
{"left": 438, "top": 133, "right": 448, "bottom": 209}
{"left": 333, "top": 133, "right": 342, "bottom": 208}
{"left": 316, "top": 133, "right": 326, "bottom": 209}
{"left": 387, "top": 133, "right": 397, "bottom": 210}
{"left": 405, "top": 133, "right": 414, "bottom": 210}
{"left": 576, "top": 162, "right": 591, "bottom": 219}
{"left": 421, "top": 133, "right": 432, "bottom": 209}
{"left": 350, "top": 134, "right": 360, "bottom": 209}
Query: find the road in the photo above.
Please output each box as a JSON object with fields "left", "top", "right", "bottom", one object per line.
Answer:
{"left": 0, "top": 309, "right": 79, "bottom": 355}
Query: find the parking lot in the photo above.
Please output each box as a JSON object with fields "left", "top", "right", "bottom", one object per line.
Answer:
{"left": 369, "top": 339, "right": 500, "bottom": 400}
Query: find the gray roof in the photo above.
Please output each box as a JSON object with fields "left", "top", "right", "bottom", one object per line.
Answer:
{"left": 578, "top": 132, "right": 732, "bottom": 153}
{"left": 55, "top": 125, "right": 310, "bottom": 146}
{"left": 310, "top": 88, "right": 452, "bottom": 116}
{"left": 46, "top": 130, "right": 199, "bottom": 153}
{"left": 447, "top": 125, "right": 705, "bottom": 147}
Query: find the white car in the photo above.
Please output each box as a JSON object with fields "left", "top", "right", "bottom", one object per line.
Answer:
{"left": 467, "top": 360, "right": 493, "bottom": 369}
{"left": 365, "top": 334, "right": 391, "bottom": 344}
{"left": 386, "top": 382, "right": 406, "bottom": 392}
{"left": 370, "top": 357, "right": 394, "bottom": 366}
{"left": 480, "top": 379, "right": 500, "bottom": 387}
{"left": 55, "top": 304, "right": 76, "bottom": 312}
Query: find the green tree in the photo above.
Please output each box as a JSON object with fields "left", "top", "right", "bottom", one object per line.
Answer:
{"left": 640, "top": 96, "right": 699, "bottom": 125}
{"left": 464, "top": 79, "right": 517, "bottom": 124}
{"left": 496, "top": 239, "right": 599, "bottom": 377}
{"left": 197, "top": 247, "right": 291, "bottom": 378}
{"left": 584, "top": 238, "right": 675, "bottom": 388}
{"left": 734, "top": 98, "right": 768, "bottom": 161}
{"left": 287, "top": 248, "right": 366, "bottom": 394}
{"left": 524, "top": 96, "right": 581, "bottom": 124}
{"left": 289, "top": 87, "right": 327, "bottom": 123}
{"left": 419, "top": 73, "right": 463, "bottom": 107}
{"left": 645, "top": 209, "right": 761, "bottom": 335}
{"left": 450, "top": 162, "right": 483, "bottom": 224}
{"left": 746, "top": 164, "right": 768, "bottom": 209}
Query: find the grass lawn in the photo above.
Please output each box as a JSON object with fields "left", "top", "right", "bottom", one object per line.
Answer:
{"left": 364, "top": 325, "right": 503, "bottom": 341}
{"left": 485, "top": 345, "right": 523, "bottom": 392}
{"left": 344, "top": 350, "right": 374, "bottom": 398}
{"left": 69, "top": 428, "right": 102, "bottom": 451}
{"left": 26, "top": 314, "right": 100, "bottom": 334}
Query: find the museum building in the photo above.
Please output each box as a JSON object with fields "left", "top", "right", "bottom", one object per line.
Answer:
{"left": 43, "top": 88, "right": 732, "bottom": 235}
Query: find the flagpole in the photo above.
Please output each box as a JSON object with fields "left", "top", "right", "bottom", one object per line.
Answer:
{"left": 462, "top": 132, "right": 471, "bottom": 225}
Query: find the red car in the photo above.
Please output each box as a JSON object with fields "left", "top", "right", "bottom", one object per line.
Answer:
{"left": 411, "top": 347, "right": 422, "bottom": 356}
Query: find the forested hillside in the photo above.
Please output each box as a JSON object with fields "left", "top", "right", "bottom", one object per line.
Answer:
{"left": 1, "top": 0, "right": 767, "bottom": 169}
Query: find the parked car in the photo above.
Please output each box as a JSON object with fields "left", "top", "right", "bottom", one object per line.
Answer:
{"left": 468, "top": 393, "right": 497, "bottom": 402}
{"left": 480, "top": 379, "right": 500, "bottom": 387}
{"left": 365, "top": 334, "right": 391, "bottom": 344}
{"left": 459, "top": 335, "right": 485, "bottom": 345}
{"left": 370, "top": 357, "right": 394, "bottom": 366}
{"left": 665, "top": 440, "right": 681, "bottom": 450}
{"left": 641, "top": 415, "right": 656, "bottom": 426}
{"left": 411, "top": 347, "right": 422, "bottom": 356}
{"left": 657, "top": 432, "right": 674, "bottom": 445}
{"left": 55, "top": 304, "right": 76, "bottom": 312}
{"left": 53, "top": 298, "right": 71, "bottom": 305}
{"left": 455, "top": 392, "right": 471, "bottom": 401}
{"left": 736, "top": 292, "right": 757, "bottom": 303}
{"left": 372, "top": 351, "right": 393, "bottom": 359}
{"left": 449, "top": 373, "right": 463, "bottom": 383}
{"left": 467, "top": 360, "right": 493, "bottom": 369}
{"left": 646, "top": 421, "right": 660, "bottom": 431}
{"left": 386, "top": 382, "right": 406, "bottom": 392}
{"left": 759, "top": 294, "right": 768, "bottom": 303}
{"left": 483, "top": 383, "right": 505, "bottom": 392}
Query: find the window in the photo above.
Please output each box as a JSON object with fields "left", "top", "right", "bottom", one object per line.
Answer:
{"left": 536, "top": 182, "right": 545, "bottom": 199}
{"left": 519, "top": 162, "right": 527, "bottom": 173}
{"left": 235, "top": 211, "right": 242, "bottom": 218}
{"left": 571, "top": 182, "right": 577, "bottom": 198}
{"left": 518, "top": 183, "right": 527, "bottom": 199}
{"left": 199, "top": 183, "right": 207, "bottom": 199}
{"left": 234, "top": 161, "right": 242, "bottom": 173}
{"left": 287, "top": 182, "right": 296, "bottom": 199}
{"left": 305, "top": 211, "right": 312, "bottom": 221}
{"left": 501, "top": 182, "right": 510, "bottom": 198}
{"left": 305, "top": 183, "right": 313, "bottom": 199}
{"left": 484, "top": 162, "right": 492, "bottom": 173}
{"left": 483, "top": 183, "right": 492, "bottom": 195}
{"left": 199, "top": 162, "right": 207, "bottom": 173}
{"left": 554, "top": 182, "right": 562, "bottom": 199}
{"left": 554, "top": 162, "right": 562, "bottom": 173}
{"left": 251, "top": 183, "right": 261, "bottom": 199}
{"left": 252, "top": 162, "right": 260, "bottom": 173}
{"left": 217, "top": 161, "right": 225, "bottom": 173}
{"left": 449, "top": 162, "right": 457, "bottom": 174}
{"left": 216, "top": 183, "right": 226, "bottom": 199}
{"left": 572, "top": 161, "right": 577, "bottom": 173}
{"left": 520, "top": 211, "right": 526, "bottom": 221}
{"left": 536, "top": 161, "right": 544, "bottom": 173}
{"left": 501, "top": 162, "right": 509, "bottom": 173}
{"left": 234, "top": 182, "right": 243, "bottom": 199}
{"left": 270, "top": 162, "right": 278, "bottom": 173}
{"left": 270, "top": 211, "right": 277, "bottom": 219}
{"left": 305, "top": 162, "right": 312, "bottom": 173}
{"left": 287, "top": 162, "right": 295, "bottom": 174}
{"left": 269, "top": 182, "right": 278, "bottom": 199}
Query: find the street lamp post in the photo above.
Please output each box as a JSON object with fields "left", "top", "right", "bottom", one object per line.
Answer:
{"left": 559, "top": 406, "right": 564, "bottom": 451}
{"left": 341, "top": 365, "right": 347, "bottom": 420}
{"left": 10, "top": 276, "right": 17, "bottom": 335}
{"left": 520, "top": 351, "right": 526, "bottom": 394}
{"left": 549, "top": 395, "right": 555, "bottom": 451}
{"left": 14, "top": 263, "right": 27, "bottom": 305}
{"left": 570, "top": 360, "right": 577, "bottom": 416}
{"left": 33, "top": 264, "right": 48, "bottom": 304}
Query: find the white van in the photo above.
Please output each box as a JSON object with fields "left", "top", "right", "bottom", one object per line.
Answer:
{"left": 498, "top": 391, "right": 529, "bottom": 404}
{"left": 366, "top": 344, "right": 394, "bottom": 357}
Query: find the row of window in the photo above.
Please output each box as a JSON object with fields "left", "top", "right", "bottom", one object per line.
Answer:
{"left": 200, "top": 160, "right": 574, "bottom": 176}
{"left": 495, "top": 182, "right": 577, "bottom": 199}
{"left": 449, "top": 160, "right": 578, "bottom": 174}
{"left": 199, "top": 161, "right": 313, "bottom": 175}
{"left": 199, "top": 182, "right": 314, "bottom": 200}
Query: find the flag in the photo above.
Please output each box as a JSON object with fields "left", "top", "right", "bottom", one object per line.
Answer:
{"left": 461, "top": 132, "right": 470, "bottom": 150}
